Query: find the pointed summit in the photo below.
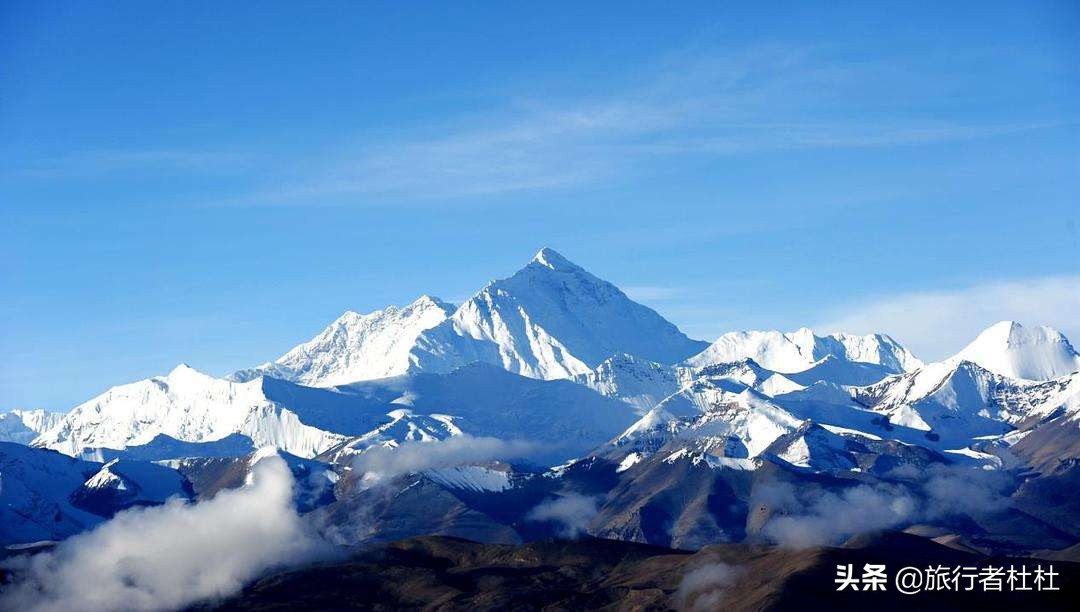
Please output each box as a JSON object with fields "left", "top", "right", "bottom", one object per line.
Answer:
{"left": 410, "top": 249, "right": 708, "bottom": 379}
{"left": 949, "top": 321, "right": 1080, "bottom": 381}
{"left": 165, "top": 363, "right": 214, "bottom": 384}
{"left": 169, "top": 363, "right": 194, "bottom": 375}
{"left": 687, "top": 328, "right": 920, "bottom": 378}
{"left": 229, "top": 296, "right": 455, "bottom": 386}
{"left": 531, "top": 247, "right": 578, "bottom": 271}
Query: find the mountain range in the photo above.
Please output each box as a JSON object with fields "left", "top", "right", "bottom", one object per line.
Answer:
{"left": 2, "top": 248, "right": 1078, "bottom": 582}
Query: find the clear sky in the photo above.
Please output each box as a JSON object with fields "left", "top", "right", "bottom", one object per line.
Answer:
{"left": 2, "top": 1, "right": 1078, "bottom": 410}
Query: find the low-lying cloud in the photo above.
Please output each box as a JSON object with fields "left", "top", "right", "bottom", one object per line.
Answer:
{"left": 350, "top": 435, "right": 535, "bottom": 478}
{"left": 525, "top": 494, "right": 599, "bottom": 538}
{"left": 674, "top": 560, "right": 743, "bottom": 611}
{"left": 0, "top": 456, "right": 325, "bottom": 612}
{"left": 756, "top": 482, "right": 917, "bottom": 549}
{"left": 895, "top": 462, "right": 1013, "bottom": 518}
{"left": 756, "top": 464, "right": 1014, "bottom": 548}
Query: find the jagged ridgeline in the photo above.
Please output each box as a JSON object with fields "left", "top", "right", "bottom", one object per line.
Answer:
{"left": 3, "top": 248, "right": 1079, "bottom": 555}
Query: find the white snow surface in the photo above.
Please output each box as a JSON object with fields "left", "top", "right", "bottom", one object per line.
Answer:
{"left": 0, "top": 442, "right": 105, "bottom": 544}
{"left": 947, "top": 321, "right": 1080, "bottom": 381}
{"left": 616, "top": 383, "right": 804, "bottom": 460}
{"left": 573, "top": 354, "right": 687, "bottom": 415}
{"left": 33, "top": 365, "right": 351, "bottom": 458}
{"left": 318, "top": 409, "right": 462, "bottom": 463}
{"left": 409, "top": 248, "right": 707, "bottom": 380}
{"left": 687, "top": 328, "right": 922, "bottom": 374}
{"left": 0, "top": 443, "right": 189, "bottom": 545}
{"left": 231, "top": 296, "right": 455, "bottom": 387}
{"left": 853, "top": 358, "right": 1080, "bottom": 444}
{"left": 423, "top": 465, "right": 513, "bottom": 492}
{"left": 0, "top": 409, "right": 65, "bottom": 445}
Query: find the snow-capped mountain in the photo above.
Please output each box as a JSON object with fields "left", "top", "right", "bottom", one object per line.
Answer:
{"left": 0, "top": 442, "right": 191, "bottom": 545}
{"left": 855, "top": 360, "right": 1080, "bottom": 436}
{"left": 9, "top": 248, "right": 1080, "bottom": 560}
{"left": 0, "top": 409, "right": 65, "bottom": 444}
{"left": 34, "top": 359, "right": 639, "bottom": 467}
{"left": 693, "top": 358, "right": 804, "bottom": 397}
{"left": 572, "top": 354, "right": 687, "bottom": 415}
{"left": 852, "top": 361, "right": 1023, "bottom": 443}
{"left": 686, "top": 328, "right": 922, "bottom": 376}
{"left": 947, "top": 321, "right": 1080, "bottom": 381}
{"left": 231, "top": 295, "right": 455, "bottom": 386}
{"left": 166, "top": 447, "right": 340, "bottom": 511}
{"left": 0, "top": 442, "right": 105, "bottom": 544}
{"left": 409, "top": 248, "right": 708, "bottom": 380}
{"left": 33, "top": 364, "right": 378, "bottom": 458}
{"left": 612, "top": 381, "right": 804, "bottom": 461}
{"left": 335, "top": 362, "right": 639, "bottom": 465}
{"left": 317, "top": 408, "right": 463, "bottom": 464}
{"left": 846, "top": 321, "right": 1080, "bottom": 445}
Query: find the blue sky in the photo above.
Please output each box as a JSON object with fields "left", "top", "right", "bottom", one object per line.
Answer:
{"left": 2, "top": 1, "right": 1078, "bottom": 409}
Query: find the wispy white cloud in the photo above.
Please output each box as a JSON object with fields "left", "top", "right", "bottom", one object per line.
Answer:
{"left": 675, "top": 561, "right": 743, "bottom": 611}
{"left": 219, "top": 44, "right": 1058, "bottom": 207}
{"left": 350, "top": 435, "right": 535, "bottom": 478}
{"left": 817, "top": 276, "right": 1080, "bottom": 361}
{"left": 525, "top": 494, "right": 599, "bottom": 538}
{"left": 0, "top": 456, "right": 325, "bottom": 612}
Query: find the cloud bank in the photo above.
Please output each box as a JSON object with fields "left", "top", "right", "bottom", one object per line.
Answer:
{"left": 0, "top": 456, "right": 324, "bottom": 612}
{"left": 350, "top": 435, "right": 535, "bottom": 478}
{"left": 756, "top": 464, "right": 1013, "bottom": 549}
{"left": 674, "top": 561, "right": 743, "bottom": 612}
{"left": 757, "top": 482, "right": 917, "bottom": 549}
{"left": 525, "top": 494, "right": 599, "bottom": 538}
{"left": 818, "top": 276, "right": 1080, "bottom": 361}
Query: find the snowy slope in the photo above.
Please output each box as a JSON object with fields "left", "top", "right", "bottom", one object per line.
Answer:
{"left": 166, "top": 447, "right": 340, "bottom": 511}
{"left": 70, "top": 458, "right": 192, "bottom": 516}
{"left": 317, "top": 408, "right": 463, "bottom": 464}
{"left": 409, "top": 248, "right": 708, "bottom": 380}
{"left": 687, "top": 328, "right": 921, "bottom": 375}
{"left": 693, "top": 358, "right": 804, "bottom": 397}
{"left": 0, "top": 412, "right": 39, "bottom": 445}
{"left": 613, "top": 382, "right": 804, "bottom": 460}
{"left": 231, "top": 295, "right": 455, "bottom": 386}
{"left": 947, "top": 321, "right": 1080, "bottom": 381}
{"left": 848, "top": 323, "right": 1080, "bottom": 443}
{"left": 0, "top": 409, "right": 65, "bottom": 444}
{"left": 77, "top": 433, "right": 258, "bottom": 463}
{"left": 0, "top": 443, "right": 191, "bottom": 545}
{"left": 784, "top": 355, "right": 897, "bottom": 387}
{"left": 337, "top": 363, "right": 640, "bottom": 465}
{"left": 0, "top": 442, "right": 103, "bottom": 544}
{"left": 851, "top": 360, "right": 1064, "bottom": 445}
{"left": 573, "top": 354, "right": 687, "bottom": 415}
{"left": 32, "top": 364, "right": 394, "bottom": 459}
{"left": 37, "top": 360, "right": 638, "bottom": 467}
{"left": 423, "top": 464, "right": 515, "bottom": 493}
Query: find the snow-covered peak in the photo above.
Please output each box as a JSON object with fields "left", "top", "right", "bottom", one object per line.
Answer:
{"left": 32, "top": 369, "right": 358, "bottom": 459}
{"left": 531, "top": 247, "right": 579, "bottom": 271}
{"left": 573, "top": 354, "right": 685, "bottom": 415}
{"left": 410, "top": 249, "right": 708, "bottom": 379}
{"left": 0, "top": 409, "right": 65, "bottom": 444}
{"left": 231, "top": 295, "right": 455, "bottom": 387}
{"left": 687, "top": 328, "right": 921, "bottom": 374}
{"left": 849, "top": 358, "right": 1075, "bottom": 444}
{"left": 948, "top": 321, "right": 1080, "bottom": 381}
{"left": 613, "top": 383, "right": 804, "bottom": 460}
{"left": 164, "top": 363, "right": 217, "bottom": 385}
